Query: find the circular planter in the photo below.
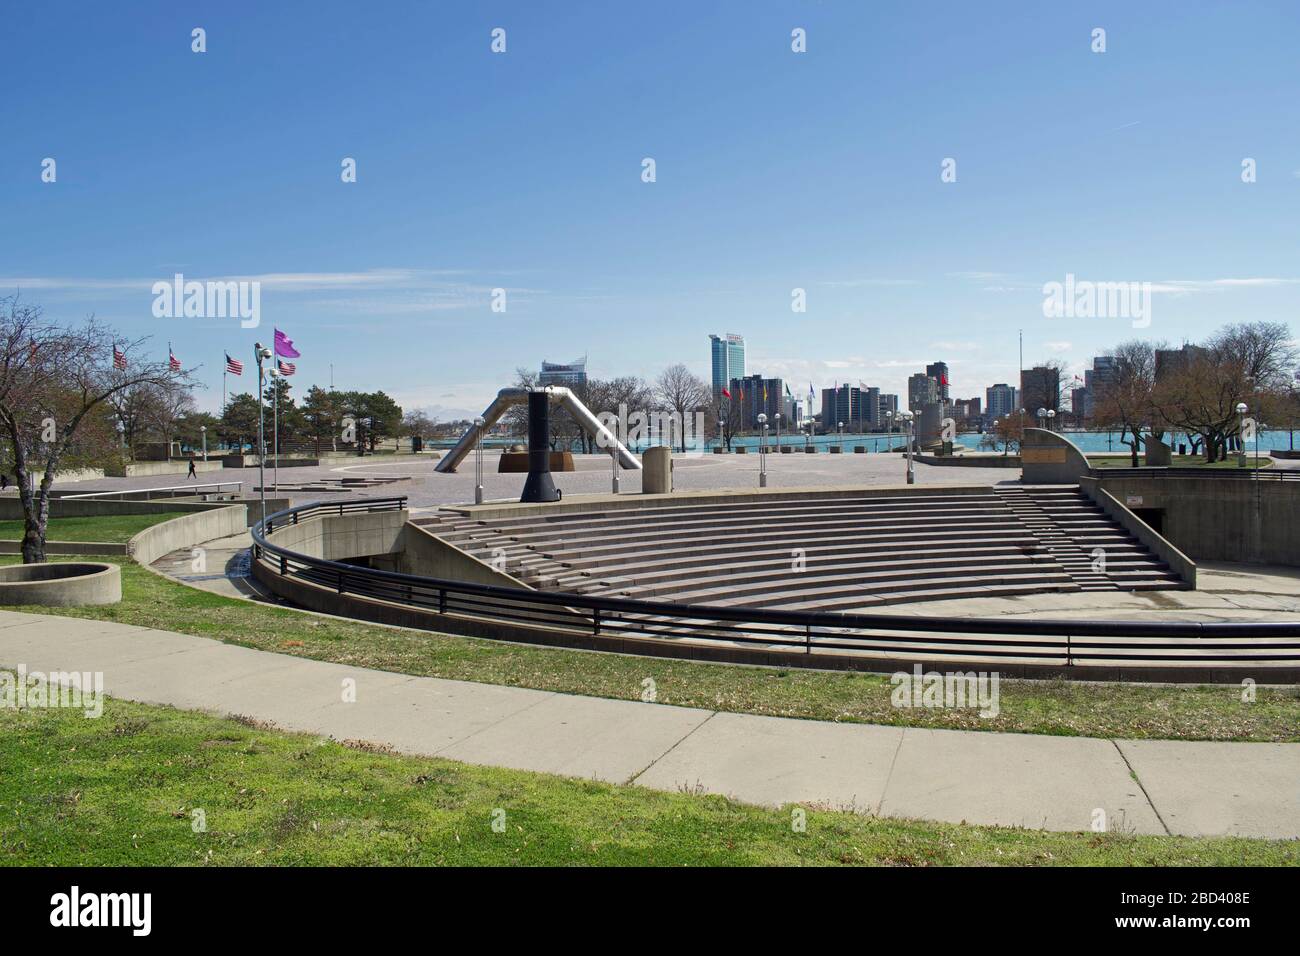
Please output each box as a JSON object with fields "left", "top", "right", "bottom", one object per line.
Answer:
{"left": 0, "top": 562, "right": 122, "bottom": 606}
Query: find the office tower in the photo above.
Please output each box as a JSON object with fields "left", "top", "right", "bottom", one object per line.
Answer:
{"left": 926, "top": 362, "right": 950, "bottom": 403}
{"left": 709, "top": 333, "right": 746, "bottom": 398}
{"left": 1020, "top": 365, "right": 1061, "bottom": 413}
{"left": 539, "top": 356, "right": 588, "bottom": 388}
{"left": 908, "top": 372, "right": 938, "bottom": 410}
{"left": 986, "top": 383, "right": 1017, "bottom": 419}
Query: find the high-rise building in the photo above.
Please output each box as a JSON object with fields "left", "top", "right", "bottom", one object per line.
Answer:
{"left": 709, "top": 333, "right": 745, "bottom": 398}
{"left": 1078, "top": 355, "right": 1118, "bottom": 422}
{"left": 727, "top": 374, "right": 784, "bottom": 431}
{"left": 1020, "top": 366, "right": 1061, "bottom": 413}
{"left": 926, "top": 362, "right": 950, "bottom": 404}
{"left": 539, "top": 356, "right": 588, "bottom": 388}
{"left": 1155, "top": 344, "right": 1209, "bottom": 380}
{"left": 879, "top": 393, "right": 899, "bottom": 423}
{"left": 908, "top": 372, "right": 938, "bottom": 410}
{"left": 820, "top": 384, "right": 861, "bottom": 433}
{"left": 986, "top": 383, "right": 1018, "bottom": 420}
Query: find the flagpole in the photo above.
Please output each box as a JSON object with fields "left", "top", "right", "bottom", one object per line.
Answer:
{"left": 272, "top": 366, "right": 279, "bottom": 493}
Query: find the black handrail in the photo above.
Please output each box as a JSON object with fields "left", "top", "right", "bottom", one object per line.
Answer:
{"left": 249, "top": 497, "right": 1300, "bottom": 666}
{"left": 1094, "top": 466, "right": 1299, "bottom": 480}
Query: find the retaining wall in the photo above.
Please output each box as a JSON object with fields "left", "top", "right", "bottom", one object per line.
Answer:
{"left": 127, "top": 505, "right": 250, "bottom": 566}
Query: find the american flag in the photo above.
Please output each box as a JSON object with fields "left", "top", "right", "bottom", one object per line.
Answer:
{"left": 169, "top": 349, "right": 182, "bottom": 373}
{"left": 112, "top": 346, "right": 127, "bottom": 370}
{"left": 277, "top": 360, "right": 296, "bottom": 376}
{"left": 225, "top": 353, "right": 243, "bottom": 375}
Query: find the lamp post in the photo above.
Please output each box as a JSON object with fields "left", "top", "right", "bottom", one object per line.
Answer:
{"left": 200, "top": 425, "right": 207, "bottom": 462}
{"left": 608, "top": 420, "right": 620, "bottom": 494}
{"left": 474, "top": 415, "right": 486, "bottom": 504}
{"left": 899, "top": 410, "right": 915, "bottom": 484}
{"left": 115, "top": 420, "right": 125, "bottom": 450}
{"left": 1037, "top": 407, "right": 1047, "bottom": 432}
{"left": 253, "top": 342, "right": 272, "bottom": 526}
{"left": 774, "top": 412, "right": 781, "bottom": 452}
{"left": 720, "top": 419, "right": 726, "bottom": 452}
{"left": 837, "top": 421, "right": 844, "bottom": 451}
{"left": 1047, "top": 409, "right": 1056, "bottom": 432}
{"left": 1236, "top": 402, "right": 1248, "bottom": 467}
{"left": 757, "top": 413, "right": 768, "bottom": 487}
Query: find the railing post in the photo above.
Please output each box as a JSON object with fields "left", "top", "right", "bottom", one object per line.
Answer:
{"left": 1066, "top": 633, "right": 1072, "bottom": 667}
{"left": 593, "top": 607, "right": 601, "bottom": 636}
{"left": 805, "top": 623, "right": 812, "bottom": 654}
{"left": 438, "top": 588, "right": 446, "bottom": 614}
{"left": 279, "top": 555, "right": 287, "bottom": 575}
{"left": 337, "top": 569, "right": 345, "bottom": 594}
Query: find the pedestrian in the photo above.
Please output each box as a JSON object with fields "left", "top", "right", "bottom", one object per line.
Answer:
{"left": 187, "top": 458, "right": 197, "bottom": 479}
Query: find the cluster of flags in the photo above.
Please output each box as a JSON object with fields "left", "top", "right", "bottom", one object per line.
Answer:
{"left": 113, "top": 330, "right": 303, "bottom": 411}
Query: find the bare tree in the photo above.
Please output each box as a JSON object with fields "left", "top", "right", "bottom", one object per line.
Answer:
{"left": 655, "top": 364, "right": 710, "bottom": 452}
{"left": 0, "top": 297, "right": 188, "bottom": 562}
{"left": 1093, "top": 341, "right": 1160, "bottom": 467}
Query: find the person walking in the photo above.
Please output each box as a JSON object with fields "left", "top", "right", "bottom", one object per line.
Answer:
{"left": 187, "top": 458, "right": 197, "bottom": 480}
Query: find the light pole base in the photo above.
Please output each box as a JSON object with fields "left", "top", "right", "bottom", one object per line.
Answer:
{"left": 759, "top": 473, "right": 768, "bottom": 488}
{"left": 475, "top": 485, "right": 484, "bottom": 504}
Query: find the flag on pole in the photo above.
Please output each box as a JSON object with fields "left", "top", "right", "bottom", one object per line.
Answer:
{"left": 169, "top": 348, "right": 181, "bottom": 373}
{"left": 225, "top": 353, "right": 243, "bottom": 375}
{"left": 785, "top": 383, "right": 793, "bottom": 397}
{"left": 274, "top": 329, "right": 300, "bottom": 358}
{"left": 277, "top": 360, "right": 296, "bottom": 376}
{"left": 112, "top": 345, "right": 127, "bottom": 370}
{"left": 721, "top": 387, "right": 731, "bottom": 399}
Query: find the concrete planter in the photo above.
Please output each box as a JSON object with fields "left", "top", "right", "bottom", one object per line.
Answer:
{"left": 0, "top": 562, "right": 121, "bottom": 606}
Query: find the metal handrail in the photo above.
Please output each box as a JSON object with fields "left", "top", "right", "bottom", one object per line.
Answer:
{"left": 1093, "top": 467, "right": 1299, "bottom": 480}
{"left": 249, "top": 497, "right": 1300, "bottom": 666}
{"left": 61, "top": 481, "right": 245, "bottom": 500}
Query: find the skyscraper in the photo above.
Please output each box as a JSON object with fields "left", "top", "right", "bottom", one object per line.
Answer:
{"left": 1021, "top": 366, "right": 1061, "bottom": 413}
{"left": 908, "top": 372, "right": 938, "bottom": 410}
{"left": 986, "top": 383, "right": 1018, "bottom": 419}
{"left": 925, "top": 362, "right": 950, "bottom": 404}
{"left": 709, "top": 333, "right": 745, "bottom": 398}
{"left": 539, "top": 356, "right": 588, "bottom": 388}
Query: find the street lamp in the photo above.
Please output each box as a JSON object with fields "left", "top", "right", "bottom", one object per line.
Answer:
{"left": 774, "top": 412, "right": 781, "bottom": 452}
{"left": 1046, "top": 409, "right": 1056, "bottom": 432}
{"left": 474, "top": 415, "right": 486, "bottom": 504}
{"left": 898, "top": 409, "right": 915, "bottom": 484}
{"left": 200, "top": 425, "right": 207, "bottom": 462}
{"left": 115, "top": 419, "right": 125, "bottom": 450}
{"left": 253, "top": 343, "right": 272, "bottom": 526}
{"left": 757, "top": 413, "right": 768, "bottom": 487}
{"left": 837, "top": 421, "right": 844, "bottom": 450}
{"left": 719, "top": 419, "right": 727, "bottom": 452}
{"left": 1236, "top": 402, "right": 1249, "bottom": 467}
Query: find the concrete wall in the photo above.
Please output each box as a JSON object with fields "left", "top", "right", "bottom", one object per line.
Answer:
{"left": 108, "top": 459, "right": 226, "bottom": 478}
{"left": 0, "top": 496, "right": 284, "bottom": 526}
{"left": 261, "top": 509, "right": 407, "bottom": 561}
{"left": 0, "top": 562, "right": 121, "bottom": 606}
{"left": 1020, "top": 428, "right": 1091, "bottom": 483}
{"left": 1084, "top": 475, "right": 1300, "bottom": 565}
{"left": 1078, "top": 478, "right": 1197, "bottom": 586}
{"left": 127, "top": 505, "right": 249, "bottom": 566}
{"left": 396, "top": 522, "right": 533, "bottom": 589}
{"left": 0, "top": 540, "right": 128, "bottom": 556}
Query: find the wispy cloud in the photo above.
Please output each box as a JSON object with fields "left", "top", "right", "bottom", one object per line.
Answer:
{"left": 819, "top": 278, "right": 919, "bottom": 287}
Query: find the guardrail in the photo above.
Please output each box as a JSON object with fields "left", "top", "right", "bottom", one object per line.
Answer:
{"left": 250, "top": 497, "right": 1300, "bottom": 678}
{"left": 1093, "top": 467, "right": 1299, "bottom": 480}
{"left": 61, "top": 481, "right": 244, "bottom": 500}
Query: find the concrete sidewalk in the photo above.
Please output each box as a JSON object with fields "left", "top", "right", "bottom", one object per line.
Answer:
{"left": 1, "top": 609, "right": 1296, "bottom": 839}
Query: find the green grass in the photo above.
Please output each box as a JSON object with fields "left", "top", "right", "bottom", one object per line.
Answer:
{"left": 2, "top": 696, "right": 1294, "bottom": 866}
{"left": 1089, "top": 455, "right": 1273, "bottom": 469}
{"left": 4, "top": 555, "right": 1298, "bottom": 743}
{"left": 0, "top": 512, "right": 192, "bottom": 544}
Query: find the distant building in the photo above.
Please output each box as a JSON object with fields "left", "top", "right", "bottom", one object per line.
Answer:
{"left": 908, "top": 373, "right": 938, "bottom": 411}
{"left": 709, "top": 333, "right": 746, "bottom": 399}
{"left": 1020, "top": 366, "right": 1061, "bottom": 414}
{"left": 1078, "top": 355, "right": 1118, "bottom": 422}
{"left": 539, "top": 356, "right": 588, "bottom": 388}
{"left": 879, "top": 393, "right": 899, "bottom": 424}
{"left": 727, "top": 374, "right": 784, "bottom": 431}
{"left": 986, "top": 383, "right": 1018, "bottom": 420}
{"left": 820, "top": 384, "right": 862, "bottom": 433}
{"left": 926, "top": 362, "right": 950, "bottom": 404}
{"left": 1155, "top": 344, "right": 1210, "bottom": 380}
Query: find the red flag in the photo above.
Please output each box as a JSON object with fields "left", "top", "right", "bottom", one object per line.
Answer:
{"left": 721, "top": 388, "right": 731, "bottom": 399}
{"left": 113, "top": 346, "right": 127, "bottom": 370}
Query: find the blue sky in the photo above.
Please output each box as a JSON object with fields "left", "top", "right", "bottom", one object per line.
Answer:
{"left": 3, "top": 1, "right": 1298, "bottom": 417}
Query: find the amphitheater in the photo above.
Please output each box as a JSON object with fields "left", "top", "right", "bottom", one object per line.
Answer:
{"left": 411, "top": 486, "right": 1185, "bottom": 610}
{"left": 239, "top": 429, "right": 1300, "bottom": 682}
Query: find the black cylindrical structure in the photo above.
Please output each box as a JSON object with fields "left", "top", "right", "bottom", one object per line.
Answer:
{"left": 520, "top": 390, "right": 560, "bottom": 503}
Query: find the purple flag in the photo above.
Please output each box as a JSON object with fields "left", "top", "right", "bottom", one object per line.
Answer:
{"left": 274, "top": 328, "right": 300, "bottom": 358}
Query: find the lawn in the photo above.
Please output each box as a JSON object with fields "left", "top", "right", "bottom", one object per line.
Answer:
{"left": 1, "top": 695, "right": 1294, "bottom": 866}
{"left": 3, "top": 555, "right": 1297, "bottom": 743}
{"left": 1089, "top": 455, "right": 1273, "bottom": 469}
{"left": 0, "top": 512, "right": 193, "bottom": 544}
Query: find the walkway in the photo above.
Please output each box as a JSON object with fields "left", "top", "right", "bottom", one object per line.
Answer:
{"left": 1, "top": 609, "right": 1295, "bottom": 839}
